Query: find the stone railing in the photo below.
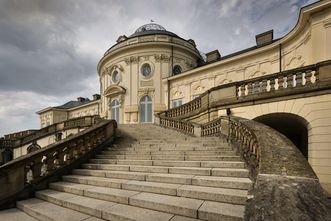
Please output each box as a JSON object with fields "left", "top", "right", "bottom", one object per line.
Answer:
{"left": 0, "top": 119, "right": 116, "bottom": 209}
{"left": 201, "top": 117, "right": 259, "bottom": 176}
{"left": 157, "top": 115, "right": 195, "bottom": 136}
{"left": 0, "top": 116, "right": 98, "bottom": 150}
{"left": 4, "top": 130, "right": 38, "bottom": 140}
{"left": 158, "top": 114, "right": 331, "bottom": 219}
{"left": 160, "top": 60, "right": 331, "bottom": 120}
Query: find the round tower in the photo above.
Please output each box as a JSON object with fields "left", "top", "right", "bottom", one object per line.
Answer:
{"left": 98, "top": 23, "right": 201, "bottom": 123}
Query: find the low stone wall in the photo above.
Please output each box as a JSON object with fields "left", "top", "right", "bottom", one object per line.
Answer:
{"left": 227, "top": 117, "right": 331, "bottom": 220}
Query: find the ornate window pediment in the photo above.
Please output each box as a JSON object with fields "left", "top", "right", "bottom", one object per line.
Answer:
{"left": 104, "top": 85, "right": 126, "bottom": 97}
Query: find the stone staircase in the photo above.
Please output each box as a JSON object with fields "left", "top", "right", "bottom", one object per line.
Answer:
{"left": 0, "top": 124, "right": 252, "bottom": 221}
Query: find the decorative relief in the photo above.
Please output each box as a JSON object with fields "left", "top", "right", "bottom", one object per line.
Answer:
{"left": 194, "top": 85, "right": 205, "bottom": 94}
{"left": 323, "top": 18, "right": 331, "bottom": 28}
{"left": 247, "top": 70, "right": 267, "bottom": 79}
{"left": 215, "top": 73, "right": 233, "bottom": 85}
{"left": 124, "top": 56, "right": 140, "bottom": 65}
{"left": 138, "top": 88, "right": 155, "bottom": 97}
{"left": 286, "top": 55, "right": 305, "bottom": 69}
{"left": 105, "top": 64, "right": 124, "bottom": 75}
{"left": 172, "top": 90, "right": 183, "bottom": 99}
{"left": 154, "top": 54, "right": 171, "bottom": 63}
{"left": 185, "top": 61, "right": 194, "bottom": 68}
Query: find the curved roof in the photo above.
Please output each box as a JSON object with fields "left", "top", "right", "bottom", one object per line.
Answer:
{"left": 129, "top": 23, "right": 178, "bottom": 38}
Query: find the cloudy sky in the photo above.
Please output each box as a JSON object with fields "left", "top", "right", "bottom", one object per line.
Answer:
{"left": 0, "top": 0, "right": 317, "bottom": 135}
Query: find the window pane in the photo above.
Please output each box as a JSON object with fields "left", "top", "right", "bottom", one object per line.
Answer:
{"left": 147, "top": 103, "right": 152, "bottom": 122}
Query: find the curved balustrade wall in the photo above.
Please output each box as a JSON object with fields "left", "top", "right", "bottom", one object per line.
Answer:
{"left": 0, "top": 119, "right": 117, "bottom": 209}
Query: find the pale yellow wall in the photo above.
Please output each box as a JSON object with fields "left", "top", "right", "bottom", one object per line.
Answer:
{"left": 168, "top": 2, "right": 331, "bottom": 105}
{"left": 69, "top": 102, "right": 99, "bottom": 119}
{"left": 99, "top": 35, "right": 200, "bottom": 124}
{"left": 39, "top": 110, "right": 54, "bottom": 128}
{"left": 13, "top": 127, "right": 84, "bottom": 159}
{"left": 223, "top": 94, "right": 331, "bottom": 192}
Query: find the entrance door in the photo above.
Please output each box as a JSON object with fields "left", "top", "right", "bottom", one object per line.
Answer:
{"left": 111, "top": 99, "right": 120, "bottom": 123}
{"left": 140, "top": 96, "right": 152, "bottom": 123}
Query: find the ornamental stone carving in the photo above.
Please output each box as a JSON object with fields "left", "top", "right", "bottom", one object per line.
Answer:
{"left": 124, "top": 56, "right": 140, "bottom": 65}
{"left": 154, "top": 54, "right": 171, "bottom": 63}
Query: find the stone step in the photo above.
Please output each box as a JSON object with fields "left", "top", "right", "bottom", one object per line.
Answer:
{"left": 0, "top": 208, "right": 38, "bottom": 221}
{"left": 17, "top": 198, "right": 99, "bottom": 221}
{"left": 89, "top": 159, "right": 153, "bottom": 166}
{"left": 48, "top": 181, "right": 243, "bottom": 219}
{"left": 129, "top": 192, "right": 203, "bottom": 218}
{"left": 35, "top": 189, "right": 175, "bottom": 221}
{"left": 63, "top": 175, "right": 128, "bottom": 188}
{"left": 177, "top": 185, "right": 248, "bottom": 204}
{"left": 185, "top": 155, "right": 241, "bottom": 161}
{"left": 50, "top": 182, "right": 139, "bottom": 204}
{"left": 83, "top": 164, "right": 130, "bottom": 171}
{"left": 67, "top": 170, "right": 252, "bottom": 191}
{"left": 80, "top": 164, "right": 248, "bottom": 178}
{"left": 62, "top": 174, "right": 248, "bottom": 203}
{"left": 198, "top": 201, "right": 245, "bottom": 221}
{"left": 212, "top": 168, "right": 249, "bottom": 177}
{"left": 192, "top": 176, "right": 252, "bottom": 190}
{"left": 74, "top": 166, "right": 249, "bottom": 179}
{"left": 73, "top": 169, "right": 147, "bottom": 181}
{"left": 89, "top": 159, "right": 245, "bottom": 169}
{"left": 146, "top": 173, "right": 195, "bottom": 184}
{"left": 102, "top": 150, "right": 236, "bottom": 156}
{"left": 122, "top": 180, "right": 181, "bottom": 195}
{"left": 201, "top": 161, "right": 245, "bottom": 168}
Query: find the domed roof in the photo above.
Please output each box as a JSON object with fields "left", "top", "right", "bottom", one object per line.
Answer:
{"left": 134, "top": 23, "right": 166, "bottom": 33}
{"left": 129, "top": 23, "right": 178, "bottom": 38}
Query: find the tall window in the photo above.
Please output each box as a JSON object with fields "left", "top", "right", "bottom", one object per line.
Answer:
{"left": 111, "top": 99, "right": 120, "bottom": 123}
{"left": 140, "top": 96, "right": 152, "bottom": 123}
{"left": 172, "top": 99, "right": 182, "bottom": 108}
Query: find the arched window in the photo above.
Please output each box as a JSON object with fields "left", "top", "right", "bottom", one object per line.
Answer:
{"left": 111, "top": 99, "right": 120, "bottom": 123}
{"left": 173, "top": 65, "right": 182, "bottom": 75}
{"left": 140, "top": 96, "right": 152, "bottom": 123}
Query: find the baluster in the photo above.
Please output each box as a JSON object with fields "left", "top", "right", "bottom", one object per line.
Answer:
{"left": 274, "top": 77, "right": 280, "bottom": 90}
{"left": 282, "top": 76, "right": 287, "bottom": 89}
{"left": 25, "top": 162, "right": 34, "bottom": 184}
{"left": 310, "top": 70, "right": 317, "bottom": 84}
{"left": 292, "top": 74, "right": 297, "bottom": 87}
{"left": 237, "top": 86, "right": 242, "bottom": 97}
{"left": 296, "top": 72, "right": 302, "bottom": 87}
{"left": 260, "top": 80, "right": 266, "bottom": 93}
{"left": 287, "top": 74, "right": 293, "bottom": 88}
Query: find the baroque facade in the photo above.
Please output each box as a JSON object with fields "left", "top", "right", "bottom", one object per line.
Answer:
{"left": 38, "top": 1, "right": 331, "bottom": 126}
{"left": 36, "top": 1, "right": 331, "bottom": 191}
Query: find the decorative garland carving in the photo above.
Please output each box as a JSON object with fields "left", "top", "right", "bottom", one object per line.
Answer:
{"left": 154, "top": 54, "right": 171, "bottom": 63}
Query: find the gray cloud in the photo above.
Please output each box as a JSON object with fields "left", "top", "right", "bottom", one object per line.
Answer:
{"left": 0, "top": 0, "right": 317, "bottom": 135}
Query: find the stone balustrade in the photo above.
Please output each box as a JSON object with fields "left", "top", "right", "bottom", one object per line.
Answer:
{"left": 0, "top": 119, "right": 116, "bottom": 209}
{"left": 0, "top": 116, "right": 98, "bottom": 150}
{"left": 160, "top": 60, "right": 331, "bottom": 120}
{"left": 158, "top": 115, "right": 195, "bottom": 136}
{"left": 237, "top": 64, "right": 318, "bottom": 98}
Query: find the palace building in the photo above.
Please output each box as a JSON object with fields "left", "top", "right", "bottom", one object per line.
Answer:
{"left": 38, "top": 1, "right": 331, "bottom": 126}
{"left": 36, "top": 1, "right": 331, "bottom": 192}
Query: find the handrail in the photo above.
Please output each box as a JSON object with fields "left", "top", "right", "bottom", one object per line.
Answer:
{"left": 201, "top": 116, "right": 260, "bottom": 176}
{"left": 0, "top": 115, "right": 99, "bottom": 150}
{"left": 0, "top": 119, "right": 117, "bottom": 208}
{"left": 159, "top": 59, "right": 331, "bottom": 120}
{"left": 158, "top": 115, "right": 195, "bottom": 136}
